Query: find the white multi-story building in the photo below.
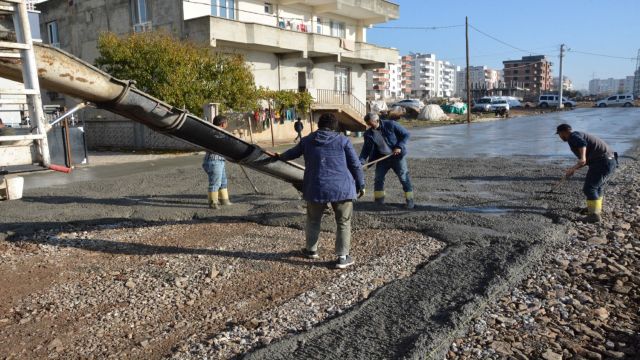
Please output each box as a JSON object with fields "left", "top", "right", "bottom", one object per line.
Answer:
{"left": 38, "top": 0, "right": 399, "bottom": 132}
{"left": 437, "top": 61, "right": 458, "bottom": 98}
{"left": 455, "top": 66, "right": 500, "bottom": 98}
{"left": 552, "top": 76, "right": 573, "bottom": 91}
{"left": 399, "top": 53, "right": 458, "bottom": 99}
{"left": 589, "top": 76, "right": 635, "bottom": 95}
{"left": 366, "top": 57, "right": 403, "bottom": 100}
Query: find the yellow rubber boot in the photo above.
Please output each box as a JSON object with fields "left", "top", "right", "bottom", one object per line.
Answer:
{"left": 219, "top": 188, "right": 232, "bottom": 206}
{"left": 405, "top": 191, "right": 415, "bottom": 209}
{"left": 208, "top": 191, "right": 220, "bottom": 209}
{"left": 374, "top": 191, "right": 385, "bottom": 205}
{"left": 585, "top": 199, "right": 601, "bottom": 223}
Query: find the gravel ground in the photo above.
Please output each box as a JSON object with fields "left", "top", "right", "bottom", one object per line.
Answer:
{"left": 0, "top": 142, "right": 631, "bottom": 359}
{"left": 445, "top": 155, "right": 640, "bottom": 360}
{"left": 0, "top": 221, "right": 442, "bottom": 359}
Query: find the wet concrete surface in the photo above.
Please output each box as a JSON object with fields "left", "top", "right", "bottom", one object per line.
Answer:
{"left": 1, "top": 109, "right": 639, "bottom": 359}
{"left": 408, "top": 108, "right": 640, "bottom": 159}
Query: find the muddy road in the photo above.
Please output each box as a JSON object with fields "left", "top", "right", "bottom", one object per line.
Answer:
{"left": 0, "top": 108, "right": 638, "bottom": 359}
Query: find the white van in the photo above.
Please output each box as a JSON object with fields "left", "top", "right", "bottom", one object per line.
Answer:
{"left": 596, "top": 94, "right": 634, "bottom": 107}
{"left": 538, "top": 95, "right": 577, "bottom": 108}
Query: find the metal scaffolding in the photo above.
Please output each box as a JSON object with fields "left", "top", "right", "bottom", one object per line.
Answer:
{"left": 0, "top": 0, "right": 50, "bottom": 167}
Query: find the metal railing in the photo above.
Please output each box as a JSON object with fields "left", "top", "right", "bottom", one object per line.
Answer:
{"left": 315, "top": 89, "right": 366, "bottom": 117}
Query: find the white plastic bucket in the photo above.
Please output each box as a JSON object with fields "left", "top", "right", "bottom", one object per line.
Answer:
{"left": 4, "top": 176, "right": 24, "bottom": 200}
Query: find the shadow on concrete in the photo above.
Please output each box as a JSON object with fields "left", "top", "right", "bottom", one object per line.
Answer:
{"left": 19, "top": 193, "right": 268, "bottom": 209}
{"left": 2, "top": 215, "right": 336, "bottom": 268}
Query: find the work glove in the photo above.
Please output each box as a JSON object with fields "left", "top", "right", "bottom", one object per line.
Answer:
{"left": 357, "top": 188, "right": 366, "bottom": 199}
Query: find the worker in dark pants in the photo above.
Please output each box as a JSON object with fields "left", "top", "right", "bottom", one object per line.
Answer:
{"left": 359, "top": 112, "right": 414, "bottom": 209}
{"left": 556, "top": 124, "right": 617, "bottom": 223}
{"left": 278, "top": 113, "right": 365, "bottom": 269}
{"left": 294, "top": 117, "right": 304, "bottom": 142}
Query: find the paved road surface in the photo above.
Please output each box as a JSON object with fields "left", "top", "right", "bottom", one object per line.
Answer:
{"left": 408, "top": 108, "right": 640, "bottom": 158}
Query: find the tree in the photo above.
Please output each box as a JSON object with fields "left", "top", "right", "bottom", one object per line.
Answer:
{"left": 256, "top": 88, "right": 314, "bottom": 116}
{"left": 95, "top": 32, "right": 257, "bottom": 116}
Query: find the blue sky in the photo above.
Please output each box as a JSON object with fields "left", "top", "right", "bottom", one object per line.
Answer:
{"left": 367, "top": 0, "right": 640, "bottom": 91}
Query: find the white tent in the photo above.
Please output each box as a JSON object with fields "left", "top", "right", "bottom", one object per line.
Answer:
{"left": 369, "top": 100, "right": 388, "bottom": 113}
{"left": 418, "top": 104, "right": 448, "bottom": 121}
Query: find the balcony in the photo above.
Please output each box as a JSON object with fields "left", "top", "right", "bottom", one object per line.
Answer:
{"left": 275, "top": 0, "right": 399, "bottom": 24}
{"left": 184, "top": 16, "right": 398, "bottom": 67}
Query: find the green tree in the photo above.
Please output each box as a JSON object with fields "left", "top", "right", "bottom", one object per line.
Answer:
{"left": 95, "top": 32, "right": 257, "bottom": 116}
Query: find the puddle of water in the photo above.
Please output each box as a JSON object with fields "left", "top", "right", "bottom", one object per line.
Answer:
{"left": 419, "top": 203, "right": 510, "bottom": 215}
{"left": 408, "top": 108, "right": 640, "bottom": 159}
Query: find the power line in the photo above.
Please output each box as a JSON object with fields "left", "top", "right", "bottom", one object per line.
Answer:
{"left": 468, "top": 24, "right": 533, "bottom": 53}
{"left": 567, "top": 49, "right": 635, "bottom": 61}
{"left": 371, "top": 24, "right": 463, "bottom": 30}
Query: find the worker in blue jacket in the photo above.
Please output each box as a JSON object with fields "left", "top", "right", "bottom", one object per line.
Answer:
{"left": 279, "top": 113, "right": 365, "bottom": 269}
{"left": 359, "top": 112, "right": 414, "bottom": 209}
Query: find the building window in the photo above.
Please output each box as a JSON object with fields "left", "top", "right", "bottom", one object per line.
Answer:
{"left": 513, "top": 70, "right": 519, "bottom": 74}
{"left": 47, "top": 21, "right": 59, "bottom": 48}
{"left": 335, "top": 66, "right": 350, "bottom": 93}
{"left": 264, "top": 2, "right": 273, "bottom": 14}
{"left": 130, "top": 0, "right": 148, "bottom": 25}
{"left": 316, "top": 17, "right": 322, "bottom": 34}
{"left": 212, "top": 0, "right": 235, "bottom": 20}
{"left": 330, "top": 20, "right": 345, "bottom": 38}
{"left": 525, "top": 69, "right": 530, "bottom": 74}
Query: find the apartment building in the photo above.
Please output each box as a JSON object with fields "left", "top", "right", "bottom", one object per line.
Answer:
{"left": 437, "top": 61, "right": 458, "bottom": 98}
{"left": 502, "top": 55, "right": 552, "bottom": 94}
{"left": 552, "top": 76, "right": 573, "bottom": 91}
{"left": 455, "top": 66, "right": 500, "bottom": 98}
{"left": 366, "top": 58, "right": 402, "bottom": 100}
{"left": 589, "top": 76, "right": 635, "bottom": 96}
{"left": 400, "top": 54, "right": 413, "bottom": 98}
{"left": 396, "top": 53, "right": 458, "bottom": 99}
{"left": 37, "top": 0, "right": 399, "bottom": 138}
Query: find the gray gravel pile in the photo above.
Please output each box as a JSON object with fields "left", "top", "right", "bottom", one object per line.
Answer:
{"left": 171, "top": 229, "right": 443, "bottom": 359}
{"left": 446, "top": 160, "right": 640, "bottom": 360}
{"left": 0, "top": 220, "right": 441, "bottom": 359}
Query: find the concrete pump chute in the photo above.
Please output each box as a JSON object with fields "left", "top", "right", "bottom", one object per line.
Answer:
{"left": 0, "top": 44, "right": 304, "bottom": 190}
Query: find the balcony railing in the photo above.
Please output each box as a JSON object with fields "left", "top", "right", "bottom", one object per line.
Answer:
{"left": 315, "top": 89, "right": 366, "bottom": 118}
{"left": 133, "top": 21, "right": 153, "bottom": 33}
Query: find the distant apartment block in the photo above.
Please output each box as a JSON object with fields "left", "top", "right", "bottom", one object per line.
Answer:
{"left": 589, "top": 76, "right": 635, "bottom": 96}
{"left": 552, "top": 76, "right": 573, "bottom": 91}
{"left": 502, "top": 55, "right": 552, "bottom": 94}
{"left": 366, "top": 57, "right": 403, "bottom": 100}
{"left": 401, "top": 53, "right": 458, "bottom": 99}
{"left": 455, "top": 66, "right": 500, "bottom": 98}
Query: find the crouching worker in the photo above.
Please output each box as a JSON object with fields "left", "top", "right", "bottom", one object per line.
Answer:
{"left": 556, "top": 123, "right": 617, "bottom": 223}
{"left": 278, "top": 113, "right": 365, "bottom": 269}
{"left": 202, "top": 115, "right": 233, "bottom": 209}
{"left": 359, "top": 112, "right": 414, "bottom": 209}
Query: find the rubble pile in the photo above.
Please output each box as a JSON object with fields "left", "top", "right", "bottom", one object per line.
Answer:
{"left": 447, "top": 161, "right": 640, "bottom": 360}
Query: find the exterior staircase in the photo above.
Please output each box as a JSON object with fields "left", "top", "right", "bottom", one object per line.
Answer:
{"left": 312, "top": 89, "right": 367, "bottom": 131}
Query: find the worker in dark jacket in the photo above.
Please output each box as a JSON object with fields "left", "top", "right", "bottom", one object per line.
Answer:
{"left": 556, "top": 124, "right": 617, "bottom": 223}
{"left": 279, "top": 113, "right": 365, "bottom": 269}
{"left": 294, "top": 117, "right": 304, "bottom": 142}
{"left": 359, "top": 112, "right": 414, "bottom": 209}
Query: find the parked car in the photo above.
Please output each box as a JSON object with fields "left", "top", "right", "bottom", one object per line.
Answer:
{"left": 391, "top": 99, "right": 424, "bottom": 110}
{"left": 538, "top": 95, "right": 577, "bottom": 108}
{"left": 491, "top": 99, "right": 510, "bottom": 117}
{"left": 472, "top": 97, "right": 492, "bottom": 112}
{"left": 596, "top": 94, "right": 635, "bottom": 107}
{"left": 506, "top": 98, "right": 522, "bottom": 109}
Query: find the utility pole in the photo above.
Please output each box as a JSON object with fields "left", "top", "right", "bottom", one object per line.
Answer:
{"left": 558, "top": 44, "right": 565, "bottom": 109}
{"left": 465, "top": 16, "right": 471, "bottom": 123}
